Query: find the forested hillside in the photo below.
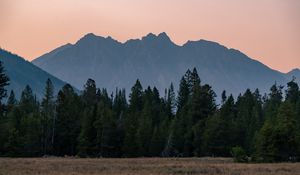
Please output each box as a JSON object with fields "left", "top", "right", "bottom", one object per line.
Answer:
{"left": 0, "top": 61, "right": 299, "bottom": 162}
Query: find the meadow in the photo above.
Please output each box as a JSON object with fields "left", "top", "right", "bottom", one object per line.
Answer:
{"left": 0, "top": 157, "right": 299, "bottom": 175}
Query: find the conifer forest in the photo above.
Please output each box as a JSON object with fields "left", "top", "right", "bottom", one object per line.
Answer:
{"left": 0, "top": 61, "right": 299, "bottom": 162}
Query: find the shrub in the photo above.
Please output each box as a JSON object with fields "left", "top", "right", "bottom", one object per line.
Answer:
{"left": 231, "top": 146, "right": 248, "bottom": 163}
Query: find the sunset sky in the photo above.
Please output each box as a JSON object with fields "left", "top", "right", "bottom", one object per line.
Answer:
{"left": 0, "top": 0, "right": 299, "bottom": 73}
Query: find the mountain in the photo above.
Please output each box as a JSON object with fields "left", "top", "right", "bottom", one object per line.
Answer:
{"left": 32, "top": 32, "right": 299, "bottom": 98}
{"left": 287, "top": 68, "right": 300, "bottom": 82}
{"left": 0, "top": 49, "right": 67, "bottom": 100}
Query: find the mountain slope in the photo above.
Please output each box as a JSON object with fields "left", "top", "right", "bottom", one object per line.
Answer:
{"left": 0, "top": 49, "right": 67, "bottom": 100}
{"left": 287, "top": 68, "right": 300, "bottom": 83}
{"left": 32, "top": 32, "right": 298, "bottom": 98}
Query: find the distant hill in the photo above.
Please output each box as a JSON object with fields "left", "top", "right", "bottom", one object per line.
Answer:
{"left": 0, "top": 49, "right": 67, "bottom": 100}
{"left": 32, "top": 32, "right": 299, "bottom": 98}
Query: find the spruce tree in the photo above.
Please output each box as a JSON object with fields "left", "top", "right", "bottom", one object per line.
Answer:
{"left": 54, "top": 84, "right": 81, "bottom": 156}
{"left": 78, "top": 79, "right": 97, "bottom": 157}
{"left": 166, "top": 83, "right": 176, "bottom": 117}
{"left": 0, "top": 61, "right": 9, "bottom": 101}
{"left": 0, "top": 61, "right": 9, "bottom": 119}
{"left": 263, "top": 84, "right": 283, "bottom": 122}
{"left": 136, "top": 100, "right": 153, "bottom": 156}
{"left": 123, "top": 79, "right": 143, "bottom": 157}
{"left": 286, "top": 79, "right": 299, "bottom": 104}
{"left": 41, "top": 78, "right": 55, "bottom": 155}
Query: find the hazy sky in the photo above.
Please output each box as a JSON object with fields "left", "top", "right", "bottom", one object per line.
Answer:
{"left": 0, "top": 0, "right": 299, "bottom": 72}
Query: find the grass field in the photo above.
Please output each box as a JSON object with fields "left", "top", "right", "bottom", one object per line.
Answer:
{"left": 0, "top": 157, "right": 299, "bottom": 175}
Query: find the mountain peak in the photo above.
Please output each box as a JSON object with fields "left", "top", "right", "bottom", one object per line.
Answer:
{"left": 183, "top": 39, "right": 227, "bottom": 51}
{"left": 141, "top": 32, "right": 174, "bottom": 45}
{"left": 77, "top": 33, "right": 100, "bottom": 43}
{"left": 157, "top": 32, "right": 170, "bottom": 40}
{"left": 142, "top": 33, "right": 157, "bottom": 40}
{"left": 76, "top": 33, "right": 120, "bottom": 45}
{"left": 292, "top": 68, "right": 300, "bottom": 72}
{"left": 83, "top": 33, "right": 97, "bottom": 39}
{"left": 288, "top": 68, "right": 300, "bottom": 74}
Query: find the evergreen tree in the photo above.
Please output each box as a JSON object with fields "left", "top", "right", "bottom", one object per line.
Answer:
{"left": 19, "top": 85, "right": 38, "bottom": 113}
{"left": 256, "top": 102, "right": 300, "bottom": 162}
{"left": 0, "top": 60, "right": 9, "bottom": 102}
{"left": 0, "top": 90, "right": 13, "bottom": 155}
{"left": 7, "top": 90, "right": 17, "bottom": 106}
{"left": 202, "top": 95, "right": 235, "bottom": 156}
{"left": 176, "top": 76, "right": 190, "bottom": 113}
{"left": 263, "top": 84, "right": 283, "bottom": 122}
{"left": 136, "top": 100, "right": 153, "bottom": 156}
{"left": 221, "top": 90, "right": 227, "bottom": 105}
{"left": 123, "top": 80, "right": 143, "bottom": 157}
{"left": 41, "top": 78, "right": 55, "bottom": 155}
{"left": 149, "top": 125, "right": 165, "bottom": 156}
{"left": 77, "top": 79, "right": 98, "bottom": 157}
{"left": 0, "top": 60, "right": 9, "bottom": 127}
{"left": 129, "top": 79, "right": 143, "bottom": 112}
{"left": 54, "top": 84, "right": 81, "bottom": 156}
{"left": 166, "top": 83, "right": 176, "bottom": 117}
{"left": 275, "top": 102, "right": 300, "bottom": 161}
{"left": 94, "top": 95, "right": 119, "bottom": 157}
{"left": 286, "top": 79, "right": 299, "bottom": 104}
{"left": 235, "top": 89, "right": 263, "bottom": 154}
{"left": 5, "top": 85, "right": 42, "bottom": 156}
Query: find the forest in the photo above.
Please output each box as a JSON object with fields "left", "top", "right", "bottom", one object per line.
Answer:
{"left": 0, "top": 60, "right": 299, "bottom": 162}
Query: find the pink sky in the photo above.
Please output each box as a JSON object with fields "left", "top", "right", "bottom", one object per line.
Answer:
{"left": 0, "top": 0, "right": 299, "bottom": 72}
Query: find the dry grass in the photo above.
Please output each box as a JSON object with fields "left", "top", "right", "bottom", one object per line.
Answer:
{"left": 0, "top": 157, "right": 299, "bottom": 175}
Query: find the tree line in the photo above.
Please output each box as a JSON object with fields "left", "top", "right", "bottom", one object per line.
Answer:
{"left": 0, "top": 61, "right": 299, "bottom": 162}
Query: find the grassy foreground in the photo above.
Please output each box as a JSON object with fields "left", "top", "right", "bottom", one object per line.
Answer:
{"left": 0, "top": 157, "right": 299, "bottom": 175}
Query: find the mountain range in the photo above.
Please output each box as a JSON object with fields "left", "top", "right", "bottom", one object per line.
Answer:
{"left": 0, "top": 49, "right": 66, "bottom": 100}
{"left": 32, "top": 32, "right": 300, "bottom": 99}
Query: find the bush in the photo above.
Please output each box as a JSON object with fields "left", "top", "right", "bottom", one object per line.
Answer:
{"left": 231, "top": 146, "right": 248, "bottom": 163}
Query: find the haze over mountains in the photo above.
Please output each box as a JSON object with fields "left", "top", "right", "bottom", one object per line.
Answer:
{"left": 32, "top": 32, "right": 300, "bottom": 99}
{"left": 0, "top": 49, "right": 66, "bottom": 99}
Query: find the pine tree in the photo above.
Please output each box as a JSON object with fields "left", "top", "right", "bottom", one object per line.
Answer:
{"left": 202, "top": 95, "right": 235, "bottom": 156}
{"left": 113, "top": 88, "right": 128, "bottom": 118}
{"left": 136, "top": 100, "right": 153, "bottom": 156}
{"left": 41, "top": 79, "right": 55, "bottom": 155}
{"left": 176, "top": 77, "right": 190, "bottom": 114}
{"left": 149, "top": 126, "right": 165, "bottom": 156}
{"left": 78, "top": 79, "right": 98, "bottom": 157}
{"left": 54, "top": 84, "right": 81, "bottom": 156}
{"left": 221, "top": 90, "right": 227, "bottom": 105}
{"left": 286, "top": 79, "right": 299, "bottom": 104}
{"left": 7, "top": 90, "right": 17, "bottom": 105}
{"left": 166, "top": 83, "right": 176, "bottom": 117}
{"left": 20, "top": 85, "right": 38, "bottom": 113}
{"left": 123, "top": 79, "right": 143, "bottom": 157}
{"left": 275, "top": 102, "right": 299, "bottom": 161}
{"left": 255, "top": 119, "right": 278, "bottom": 162}
{"left": 7, "top": 85, "right": 42, "bottom": 156}
{"left": 235, "top": 89, "right": 264, "bottom": 154}
{"left": 256, "top": 102, "right": 300, "bottom": 162}
{"left": 94, "top": 97, "right": 118, "bottom": 157}
{"left": 129, "top": 79, "right": 143, "bottom": 112}
{"left": 0, "top": 61, "right": 9, "bottom": 102}
{"left": 82, "top": 79, "right": 97, "bottom": 106}
{"left": 0, "top": 90, "right": 13, "bottom": 155}
{"left": 171, "top": 71, "right": 191, "bottom": 155}
{"left": 263, "top": 84, "right": 283, "bottom": 122}
{"left": 0, "top": 61, "right": 9, "bottom": 119}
